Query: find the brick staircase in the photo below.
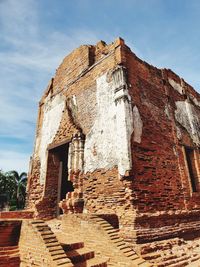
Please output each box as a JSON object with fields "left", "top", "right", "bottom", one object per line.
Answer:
{"left": 30, "top": 220, "right": 73, "bottom": 266}
{"left": 0, "top": 246, "right": 20, "bottom": 267}
{"left": 47, "top": 214, "right": 152, "bottom": 267}
{"left": 29, "top": 220, "right": 107, "bottom": 266}
{"left": 140, "top": 237, "right": 200, "bottom": 266}
{"left": 61, "top": 241, "right": 107, "bottom": 266}
{"left": 90, "top": 215, "right": 149, "bottom": 266}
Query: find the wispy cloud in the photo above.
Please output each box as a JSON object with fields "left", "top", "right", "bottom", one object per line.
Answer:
{"left": 1, "top": 0, "right": 199, "bottom": 173}
{"left": 0, "top": 0, "right": 107, "bottom": 172}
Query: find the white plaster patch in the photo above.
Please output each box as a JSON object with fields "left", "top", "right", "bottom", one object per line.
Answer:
{"left": 132, "top": 106, "right": 143, "bottom": 143}
{"left": 84, "top": 72, "right": 134, "bottom": 176}
{"left": 173, "top": 146, "right": 178, "bottom": 157}
{"left": 39, "top": 94, "right": 65, "bottom": 183}
{"left": 176, "top": 126, "right": 182, "bottom": 140}
{"left": 168, "top": 78, "right": 183, "bottom": 95}
{"left": 175, "top": 101, "right": 200, "bottom": 145}
{"left": 189, "top": 93, "right": 200, "bottom": 108}
{"left": 72, "top": 95, "right": 77, "bottom": 106}
{"left": 164, "top": 104, "right": 171, "bottom": 120}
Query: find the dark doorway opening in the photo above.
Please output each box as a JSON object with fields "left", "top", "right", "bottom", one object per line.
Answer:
{"left": 50, "top": 143, "right": 74, "bottom": 214}
{"left": 185, "top": 147, "right": 198, "bottom": 192}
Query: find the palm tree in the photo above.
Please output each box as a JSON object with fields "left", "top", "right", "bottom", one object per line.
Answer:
{"left": 0, "top": 170, "right": 16, "bottom": 209}
{"left": 7, "top": 171, "right": 27, "bottom": 209}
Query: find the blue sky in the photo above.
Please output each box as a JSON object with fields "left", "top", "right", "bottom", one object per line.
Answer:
{"left": 0, "top": 0, "right": 200, "bottom": 173}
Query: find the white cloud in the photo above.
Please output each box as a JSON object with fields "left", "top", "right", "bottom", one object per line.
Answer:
{"left": 2, "top": 0, "right": 198, "bottom": 175}
{"left": 0, "top": 0, "right": 111, "bottom": 172}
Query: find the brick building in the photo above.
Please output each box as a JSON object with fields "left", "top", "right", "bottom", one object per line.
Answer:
{"left": 26, "top": 38, "right": 200, "bottom": 258}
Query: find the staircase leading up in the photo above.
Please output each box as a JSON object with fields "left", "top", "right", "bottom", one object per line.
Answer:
{"left": 47, "top": 214, "right": 152, "bottom": 267}
{"left": 61, "top": 241, "right": 107, "bottom": 267}
{"left": 30, "top": 220, "right": 73, "bottom": 266}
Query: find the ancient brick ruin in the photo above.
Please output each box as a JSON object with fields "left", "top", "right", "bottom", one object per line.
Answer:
{"left": 1, "top": 38, "right": 200, "bottom": 266}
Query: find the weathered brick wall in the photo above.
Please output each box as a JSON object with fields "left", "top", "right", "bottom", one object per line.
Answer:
{"left": 0, "top": 211, "right": 33, "bottom": 219}
{"left": 26, "top": 39, "right": 124, "bottom": 218}
{"left": 0, "top": 220, "right": 21, "bottom": 246}
{"left": 26, "top": 158, "right": 43, "bottom": 211}
{"left": 123, "top": 47, "right": 184, "bottom": 213}
{"left": 121, "top": 43, "right": 200, "bottom": 242}
{"left": 27, "top": 38, "right": 200, "bottom": 247}
{"left": 58, "top": 214, "right": 150, "bottom": 267}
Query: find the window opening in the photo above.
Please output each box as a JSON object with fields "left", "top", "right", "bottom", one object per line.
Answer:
{"left": 185, "top": 147, "right": 198, "bottom": 192}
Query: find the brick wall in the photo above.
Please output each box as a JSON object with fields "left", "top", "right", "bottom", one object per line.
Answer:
{"left": 0, "top": 220, "right": 21, "bottom": 247}
{"left": 26, "top": 38, "right": 200, "bottom": 245}
{"left": 121, "top": 43, "right": 200, "bottom": 242}
{"left": 0, "top": 211, "right": 33, "bottom": 219}
{"left": 26, "top": 38, "right": 124, "bottom": 218}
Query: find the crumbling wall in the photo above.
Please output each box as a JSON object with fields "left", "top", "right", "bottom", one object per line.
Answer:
{"left": 84, "top": 68, "right": 133, "bottom": 176}
{"left": 27, "top": 38, "right": 200, "bottom": 249}
{"left": 27, "top": 39, "right": 130, "bottom": 218}
{"left": 122, "top": 43, "right": 200, "bottom": 243}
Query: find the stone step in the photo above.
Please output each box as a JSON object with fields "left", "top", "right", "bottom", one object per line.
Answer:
{"left": 0, "top": 254, "right": 19, "bottom": 260}
{"left": 35, "top": 225, "right": 51, "bottom": 231}
{"left": 169, "top": 253, "right": 200, "bottom": 267}
{"left": 143, "top": 251, "right": 165, "bottom": 261}
{"left": 190, "top": 254, "right": 200, "bottom": 263}
{"left": 167, "top": 259, "right": 189, "bottom": 267}
{"left": 140, "top": 238, "right": 185, "bottom": 254}
{"left": 42, "top": 234, "right": 57, "bottom": 239}
{"left": 74, "top": 257, "right": 108, "bottom": 267}
{"left": 101, "top": 226, "right": 113, "bottom": 231}
{"left": 127, "top": 253, "right": 141, "bottom": 261}
{"left": 0, "top": 254, "right": 20, "bottom": 266}
{"left": 157, "top": 254, "right": 191, "bottom": 267}
{"left": 0, "top": 248, "right": 19, "bottom": 255}
{"left": 43, "top": 237, "right": 58, "bottom": 244}
{"left": 61, "top": 242, "right": 84, "bottom": 251}
{"left": 66, "top": 248, "right": 95, "bottom": 264}
{"left": 138, "top": 262, "right": 154, "bottom": 267}
{"left": 31, "top": 220, "right": 44, "bottom": 224}
{"left": 0, "top": 246, "right": 18, "bottom": 251}
{"left": 31, "top": 222, "right": 46, "bottom": 227}
{"left": 50, "top": 249, "right": 66, "bottom": 257}
{"left": 106, "top": 229, "right": 119, "bottom": 235}
{"left": 46, "top": 242, "right": 61, "bottom": 248}
{"left": 130, "top": 257, "right": 147, "bottom": 266}
{"left": 41, "top": 230, "right": 55, "bottom": 236}
{"left": 0, "top": 244, "right": 20, "bottom": 267}
{"left": 188, "top": 256, "right": 200, "bottom": 266}
{"left": 54, "top": 257, "right": 73, "bottom": 266}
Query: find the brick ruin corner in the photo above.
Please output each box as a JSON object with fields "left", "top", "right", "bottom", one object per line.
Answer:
{"left": 25, "top": 37, "right": 200, "bottom": 258}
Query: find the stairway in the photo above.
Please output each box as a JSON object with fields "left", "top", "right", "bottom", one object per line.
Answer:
{"left": 61, "top": 241, "right": 107, "bottom": 267}
{"left": 47, "top": 214, "right": 152, "bottom": 267}
{"left": 0, "top": 246, "right": 20, "bottom": 267}
{"left": 90, "top": 215, "right": 148, "bottom": 265}
{"left": 30, "top": 220, "right": 73, "bottom": 266}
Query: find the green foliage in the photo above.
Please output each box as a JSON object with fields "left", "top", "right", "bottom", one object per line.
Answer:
{"left": 0, "top": 170, "right": 27, "bottom": 210}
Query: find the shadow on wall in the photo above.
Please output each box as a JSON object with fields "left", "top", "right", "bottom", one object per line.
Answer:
{"left": 0, "top": 220, "right": 21, "bottom": 246}
{"left": 97, "top": 214, "right": 119, "bottom": 229}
